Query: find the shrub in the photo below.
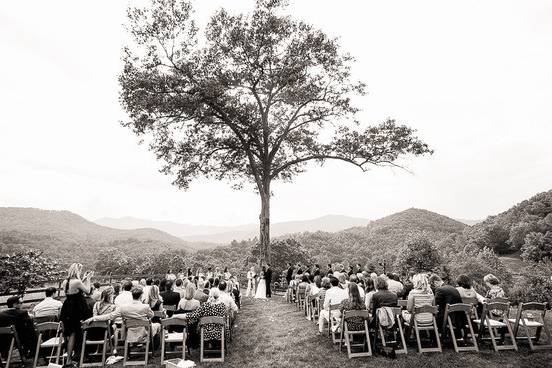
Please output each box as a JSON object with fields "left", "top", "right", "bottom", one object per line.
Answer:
{"left": 521, "top": 231, "right": 552, "bottom": 263}
{"left": 395, "top": 236, "right": 442, "bottom": 274}
{"left": 509, "top": 261, "right": 552, "bottom": 306}
{"left": 0, "top": 250, "right": 62, "bottom": 293}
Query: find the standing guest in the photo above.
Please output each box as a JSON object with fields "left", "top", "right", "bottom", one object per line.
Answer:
{"left": 429, "top": 274, "right": 463, "bottom": 331}
{"left": 59, "top": 263, "right": 93, "bottom": 367}
{"left": 32, "top": 287, "right": 63, "bottom": 319}
{"left": 356, "top": 263, "right": 363, "bottom": 274}
{"left": 223, "top": 267, "right": 231, "bottom": 280}
{"left": 90, "top": 282, "right": 102, "bottom": 302}
{"left": 312, "top": 264, "right": 320, "bottom": 277}
{"left": 246, "top": 267, "right": 256, "bottom": 297}
{"left": 178, "top": 284, "right": 201, "bottom": 312}
{"left": 265, "top": 263, "right": 273, "bottom": 298}
{"left": 166, "top": 270, "right": 177, "bottom": 281}
{"left": 285, "top": 263, "right": 293, "bottom": 286}
{"left": 229, "top": 276, "right": 241, "bottom": 308}
{"left": 187, "top": 268, "right": 193, "bottom": 278}
{"left": 177, "top": 269, "right": 185, "bottom": 280}
{"left": 160, "top": 280, "right": 181, "bottom": 308}
{"left": 364, "top": 278, "right": 377, "bottom": 311}
{"left": 0, "top": 296, "right": 36, "bottom": 358}
{"left": 93, "top": 287, "right": 116, "bottom": 316}
{"left": 318, "top": 277, "right": 348, "bottom": 334}
{"left": 402, "top": 273, "right": 434, "bottom": 325}
{"left": 456, "top": 274, "right": 485, "bottom": 303}
{"left": 340, "top": 283, "right": 366, "bottom": 331}
{"left": 296, "top": 263, "right": 304, "bottom": 275}
{"left": 173, "top": 279, "right": 186, "bottom": 299}
{"left": 114, "top": 281, "right": 133, "bottom": 307}
{"left": 387, "top": 273, "right": 405, "bottom": 296}
{"left": 147, "top": 285, "right": 164, "bottom": 311}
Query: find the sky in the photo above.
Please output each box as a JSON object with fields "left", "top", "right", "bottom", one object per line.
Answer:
{"left": 1, "top": 0, "right": 551, "bottom": 226}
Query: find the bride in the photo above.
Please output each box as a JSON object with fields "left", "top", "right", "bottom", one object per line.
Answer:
{"left": 254, "top": 266, "right": 267, "bottom": 299}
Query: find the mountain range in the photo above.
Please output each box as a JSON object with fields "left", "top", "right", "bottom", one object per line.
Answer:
{"left": 95, "top": 214, "right": 371, "bottom": 244}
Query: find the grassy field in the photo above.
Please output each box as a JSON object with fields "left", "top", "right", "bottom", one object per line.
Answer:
{"left": 90, "top": 293, "right": 552, "bottom": 368}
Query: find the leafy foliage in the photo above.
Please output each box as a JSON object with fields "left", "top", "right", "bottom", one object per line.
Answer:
{"left": 0, "top": 250, "right": 62, "bottom": 294}
{"left": 395, "top": 236, "right": 442, "bottom": 273}
{"left": 250, "top": 238, "right": 313, "bottom": 277}
{"left": 509, "top": 261, "right": 552, "bottom": 306}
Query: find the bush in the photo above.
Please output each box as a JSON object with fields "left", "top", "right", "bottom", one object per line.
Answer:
{"left": 521, "top": 231, "right": 552, "bottom": 263}
{"left": 0, "top": 250, "right": 62, "bottom": 293}
{"left": 395, "top": 236, "right": 442, "bottom": 274}
{"left": 509, "top": 261, "right": 552, "bottom": 306}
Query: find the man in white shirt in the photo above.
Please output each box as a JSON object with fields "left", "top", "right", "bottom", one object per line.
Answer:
{"left": 386, "top": 273, "right": 404, "bottom": 296}
{"left": 218, "top": 281, "right": 239, "bottom": 313}
{"left": 114, "top": 281, "right": 134, "bottom": 306}
{"left": 318, "top": 277, "right": 347, "bottom": 333}
{"left": 32, "top": 287, "right": 62, "bottom": 318}
{"left": 173, "top": 279, "right": 186, "bottom": 299}
{"left": 141, "top": 278, "right": 153, "bottom": 303}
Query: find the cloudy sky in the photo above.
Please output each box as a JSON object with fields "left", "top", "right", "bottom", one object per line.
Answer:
{"left": 1, "top": 0, "right": 551, "bottom": 226}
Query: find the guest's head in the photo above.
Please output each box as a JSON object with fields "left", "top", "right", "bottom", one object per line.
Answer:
{"left": 45, "top": 287, "right": 57, "bottom": 298}
{"left": 146, "top": 278, "right": 153, "bottom": 286}
{"left": 337, "top": 274, "right": 346, "bottom": 285}
{"left": 93, "top": 282, "right": 101, "bottom": 291}
{"left": 314, "top": 276, "right": 322, "bottom": 288}
{"left": 67, "top": 263, "right": 82, "bottom": 279}
{"left": 429, "top": 274, "right": 443, "bottom": 288}
{"left": 348, "top": 282, "right": 362, "bottom": 306}
{"left": 412, "top": 273, "right": 431, "bottom": 292}
{"left": 375, "top": 276, "right": 388, "bottom": 291}
{"left": 321, "top": 277, "right": 331, "bottom": 289}
{"left": 7, "top": 296, "right": 22, "bottom": 309}
{"left": 175, "top": 278, "right": 183, "bottom": 288}
{"left": 365, "top": 277, "right": 375, "bottom": 293}
{"left": 185, "top": 284, "right": 195, "bottom": 300}
{"left": 456, "top": 274, "right": 472, "bottom": 289}
{"left": 349, "top": 275, "right": 358, "bottom": 284}
{"left": 100, "top": 286, "right": 114, "bottom": 304}
{"left": 301, "top": 275, "right": 309, "bottom": 283}
{"left": 122, "top": 280, "right": 133, "bottom": 292}
{"left": 483, "top": 274, "right": 500, "bottom": 287}
{"left": 214, "top": 278, "right": 220, "bottom": 287}
{"left": 209, "top": 288, "right": 221, "bottom": 302}
{"left": 139, "top": 278, "right": 146, "bottom": 286}
{"left": 165, "top": 280, "right": 173, "bottom": 291}
{"left": 388, "top": 273, "right": 400, "bottom": 282}
{"left": 218, "top": 280, "right": 227, "bottom": 292}
{"left": 131, "top": 287, "right": 143, "bottom": 300}
{"left": 148, "top": 285, "right": 161, "bottom": 304}
{"left": 329, "top": 277, "right": 339, "bottom": 287}
{"left": 113, "top": 283, "right": 121, "bottom": 296}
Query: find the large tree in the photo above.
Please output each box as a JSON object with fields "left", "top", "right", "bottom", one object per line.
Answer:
{"left": 120, "top": 0, "right": 433, "bottom": 263}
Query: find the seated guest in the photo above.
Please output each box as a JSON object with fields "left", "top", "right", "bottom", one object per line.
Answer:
{"left": 160, "top": 280, "right": 181, "bottom": 307}
{"left": 318, "top": 277, "right": 348, "bottom": 334}
{"left": 310, "top": 276, "right": 322, "bottom": 296}
{"left": 318, "top": 277, "right": 331, "bottom": 306}
{"left": 32, "top": 287, "right": 62, "bottom": 319}
{"left": 93, "top": 286, "right": 117, "bottom": 316}
{"left": 114, "top": 280, "right": 133, "bottom": 306}
{"left": 0, "top": 296, "right": 36, "bottom": 358}
{"left": 456, "top": 274, "right": 485, "bottom": 303}
{"left": 402, "top": 273, "right": 434, "bottom": 325}
{"left": 173, "top": 279, "right": 186, "bottom": 299}
{"left": 217, "top": 281, "right": 239, "bottom": 314}
{"left": 178, "top": 284, "right": 201, "bottom": 312}
{"left": 297, "top": 275, "right": 310, "bottom": 296}
{"left": 90, "top": 282, "right": 102, "bottom": 302}
{"left": 147, "top": 285, "right": 163, "bottom": 311}
{"left": 483, "top": 274, "right": 505, "bottom": 300}
{"left": 370, "top": 276, "right": 398, "bottom": 319}
{"left": 364, "top": 278, "right": 377, "bottom": 311}
{"left": 141, "top": 278, "right": 153, "bottom": 303}
{"left": 429, "top": 274, "right": 463, "bottom": 331}
{"left": 193, "top": 281, "right": 209, "bottom": 303}
{"left": 85, "top": 287, "right": 160, "bottom": 342}
{"left": 387, "top": 273, "right": 404, "bottom": 296}
{"left": 348, "top": 275, "right": 364, "bottom": 299}
{"left": 339, "top": 283, "right": 366, "bottom": 331}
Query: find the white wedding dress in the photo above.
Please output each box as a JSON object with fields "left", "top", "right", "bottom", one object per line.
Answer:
{"left": 254, "top": 276, "right": 267, "bottom": 299}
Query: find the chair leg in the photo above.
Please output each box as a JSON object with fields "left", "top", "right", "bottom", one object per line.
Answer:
{"left": 101, "top": 330, "right": 107, "bottom": 368}
{"left": 33, "top": 334, "right": 42, "bottom": 368}
{"left": 79, "top": 331, "right": 87, "bottom": 368}
{"left": 123, "top": 339, "right": 128, "bottom": 367}
{"left": 6, "top": 337, "right": 14, "bottom": 368}
{"left": 200, "top": 328, "right": 204, "bottom": 363}
{"left": 160, "top": 330, "right": 165, "bottom": 364}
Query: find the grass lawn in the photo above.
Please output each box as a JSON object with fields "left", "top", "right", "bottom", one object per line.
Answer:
{"left": 100, "top": 292, "right": 552, "bottom": 368}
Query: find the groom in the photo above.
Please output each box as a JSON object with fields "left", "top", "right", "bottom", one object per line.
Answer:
{"left": 265, "top": 263, "right": 273, "bottom": 298}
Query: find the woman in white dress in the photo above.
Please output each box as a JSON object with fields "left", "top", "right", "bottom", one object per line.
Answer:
{"left": 254, "top": 267, "right": 267, "bottom": 299}
{"left": 246, "top": 266, "right": 256, "bottom": 297}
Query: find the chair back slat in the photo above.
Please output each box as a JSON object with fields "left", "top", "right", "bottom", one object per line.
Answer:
{"left": 462, "top": 297, "right": 478, "bottom": 306}
{"left": 398, "top": 300, "right": 408, "bottom": 308}
{"left": 81, "top": 320, "right": 110, "bottom": 330}
{"left": 343, "top": 310, "right": 370, "bottom": 320}
{"left": 414, "top": 305, "right": 438, "bottom": 314}
{"left": 485, "top": 301, "right": 510, "bottom": 313}
{"left": 161, "top": 317, "right": 188, "bottom": 327}
{"left": 35, "top": 322, "right": 61, "bottom": 332}
{"left": 492, "top": 297, "right": 509, "bottom": 304}
{"left": 328, "top": 302, "right": 341, "bottom": 312}
{"left": 164, "top": 305, "right": 177, "bottom": 312}
{"left": 124, "top": 318, "right": 151, "bottom": 328}
{"left": 520, "top": 302, "right": 547, "bottom": 312}
{"left": 389, "top": 307, "right": 402, "bottom": 315}
{"left": 0, "top": 325, "right": 15, "bottom": 335}
{"left": 445, "top": 303, "right": 472, "bottom": 313}
{"left": 199, "top": 316, "right": 225, "bottom": 326}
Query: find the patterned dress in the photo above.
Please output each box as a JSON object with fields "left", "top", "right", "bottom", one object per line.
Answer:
{"left": 186, "top": 301, "right": 228, "bottom": 341}
{"left": 340, "top": 300, "right": 366, "bottom": 331}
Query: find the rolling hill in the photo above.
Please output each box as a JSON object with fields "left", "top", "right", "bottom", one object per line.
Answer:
{"left": 0, "top": 207, "right": 205, "bottom": 266}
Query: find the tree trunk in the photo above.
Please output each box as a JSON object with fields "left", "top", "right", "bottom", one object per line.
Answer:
{"left": 259, "top": 188, "right": 270, "bottom": 265}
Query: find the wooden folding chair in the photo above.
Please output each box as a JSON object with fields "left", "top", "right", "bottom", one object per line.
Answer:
{"left": 326, "top": 304, "right": 344, "bottom": 345}
{"left": 312, "top": 297, "right": 320, "bottom": 322}
{"left": 80, "top": 321, "right": 112, "bottom": 367}
{"left": 377, "top": 307, "right": 407, "bottom": 355}
{"left": 475, "top": 302, "right": 517, "bottom": 352}
{"left": 405, "top": 305, "right": 442, "bottom": 353}
{"left": 122, "top": 318, "right": 152, "bottom": 366}
{"left": 509, "top": 302, "right": 552, "bottom": 351}
{"left": 305, "top": 295, "right": 312, "bottom": 320}
{"left": 461, "top": 297, "right": 480, "bottom": 320}
{"left": 164, "top": 305, "right": 177, "bottom": 317}
{"left": 160, "top": 318, "right": 187, "bottom": 365}
{"left": 0, "top": 325, "right": 24, "bottom": 368}
{"left": 339, "top": 310, "right": 372, "bottom": 358}
{"left": 442, "top": 303, "right": 478, "bottom": 353}
{"left": 296, "top": 288, "right": 306, "bottom": 311}
{"left": 33, "top": 322, "right": 63, "bottom": 368}
{"left": 199, "top": 316, "right": 225, "bottom": 363}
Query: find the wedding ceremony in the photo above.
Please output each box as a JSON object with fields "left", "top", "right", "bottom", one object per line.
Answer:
{"left": 1, "top": 0, "right": 552, "bottom": 367}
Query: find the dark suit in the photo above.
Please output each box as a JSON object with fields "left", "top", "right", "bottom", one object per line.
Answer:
{"left": 434, "top": 285, "right": 463, "bottom": 333}
{"left": 160, "top": 290, "right": 181, "bottom": 306}
{"left": 286, "top": 267, "right": 293, "bottom": 285}
{"left": 265, "top": 267, "right": 273, "bottom": 298}
{"left": 0, "top": 309, "right": 37, "bottom": 357}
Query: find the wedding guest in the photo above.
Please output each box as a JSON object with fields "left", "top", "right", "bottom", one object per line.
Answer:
{"left": 218, "top": 281, "right": 239, "bottom": 314}
{"left": 113, "top": 283, "right": 121, "bottom": 298}
{"left": 402, "top": 273, "right": 434, "bottom": 325}
{"left": 0, "top": 296, "right": 36, "bottom": 358}
{"left": 318, "top": 277, "right": 347, "bottom": 334}
{"left": 387, "top": 273, "right": 404, "bottom": 296}
{"left": 483, "top": 274, "right": 506, "bottom": 300}
{"left": 313, "top": 264, "right": 321, "bottom": 277}
{"left": 141, "top": 278, "right": 153, "bottom": 303}
{"left": 310, "top": 276, "right": 322, "bottom": 296}
{"left": 285, "top": 263, "right": 293, "bottom": 286}
{"left": 90, "top": 282, "right": 102, "bottom": 302}
{"left": 223, "top": 267, "right": 231, "bottom": 280}
{"left": 32, "top": 287, "right": 62, "bottom": 319}
{"left": 193, "top": 281, "right": 209, "bottom": 303}
{"left": 179, "top": 288, "right": 228, "bottom": 342}
{"left": 178, "top": 284, "right": 200, "bottom": 312}
{"left": 326, "top": 263, "right": 333, "bottom": 276}
{"left": 347, "top": 266, "right": 354, "bottom": 277}
{"left": 429, "top": 274, "right": 463, "bottom": 331}
{"left": 370, "top": 276, "right": 398, "bottom": 319}
{"left": 364, "top": 278, "right": 377, "bottom": 311}
{"left": 114, "top": 281, "right": 133, "bottom": 306}
{"left": 160, "top": 280, "right": 181, "bottom": 309}
{"left": 59, "top": 263, "right": 93, "bottom": 367}
{"left": 298, "top": 275, "right": 310, "bottom": 296}
{"left": 348, "top": 275, "right": 364, "bottom": 299}
{"left": 166, "top": 270, "right": 177, "bottom": 281}
{"left": 340, "top": 283, "right": 366, "bottom": 331}
{"left": 93, "top": 287, "right": 116, "bottom": 316}
{"left": 147, "top": 285, "right": 163, "bottom": 311}
{"left": 318, "top": 277, "right": 331, "bottom": 306}
{"left": 456, "top": 274, "right": 485, "bottom": 303}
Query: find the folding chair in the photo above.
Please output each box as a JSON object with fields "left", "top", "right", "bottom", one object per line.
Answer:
{"left": 313, "top": 297, "right": 320, "bottom": 322}
{"left": 296, "top": 289, "right": 306, "bottom": 311}
{"left": 33, "top": 322, "right": 63, "bottom": 368}
{"left": 339, "top": 310, "right": 372, "bottom": 358}
{"left": 122, "top": 318, "right": 152, "bottom": 366}
{"left": 461, "top": 297, "right": 480, "bottom": 320}
{"left": 475, "top": 301, "right": 517, "bottom": 352}
{"left": 377, "top": 307, "right": 408, "bottom": 355}
{"left": 326, "top": 304, "right": 343, "bottom": 344}
{"left": 164, "top": 305, "right": 177, "bottom": 317}
{"left": 509, "top": 302, "right": 552, "bottom": 351}
{"left": 305, "top": 295, "right": 312, "bottom": 320}
{"left": 405, "top": 305, "right": 442, "bottom": 353}
{"left": 442, "top": 303, "right": 478, "bottom": 353}
{"left": 32, "top": 315, "right": 58, "bottom": 325}
{"left": 80, "top": 321, "right": 112, "bottom": 367}
{"left": 0, "top": 325, "right": 24, "bottom": 368}
{"left": 160, "top": 318, "right": 187, "bottom": 365}
{"left": 199, "top": 316, "right": 225, "bottom": 363}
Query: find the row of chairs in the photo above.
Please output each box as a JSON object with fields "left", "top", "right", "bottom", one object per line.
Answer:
{"left": 287, "top": 286, "right": 552, "bottom": 358}
{"left": 0, "top": 314, "right": 227, "bottom": 367}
